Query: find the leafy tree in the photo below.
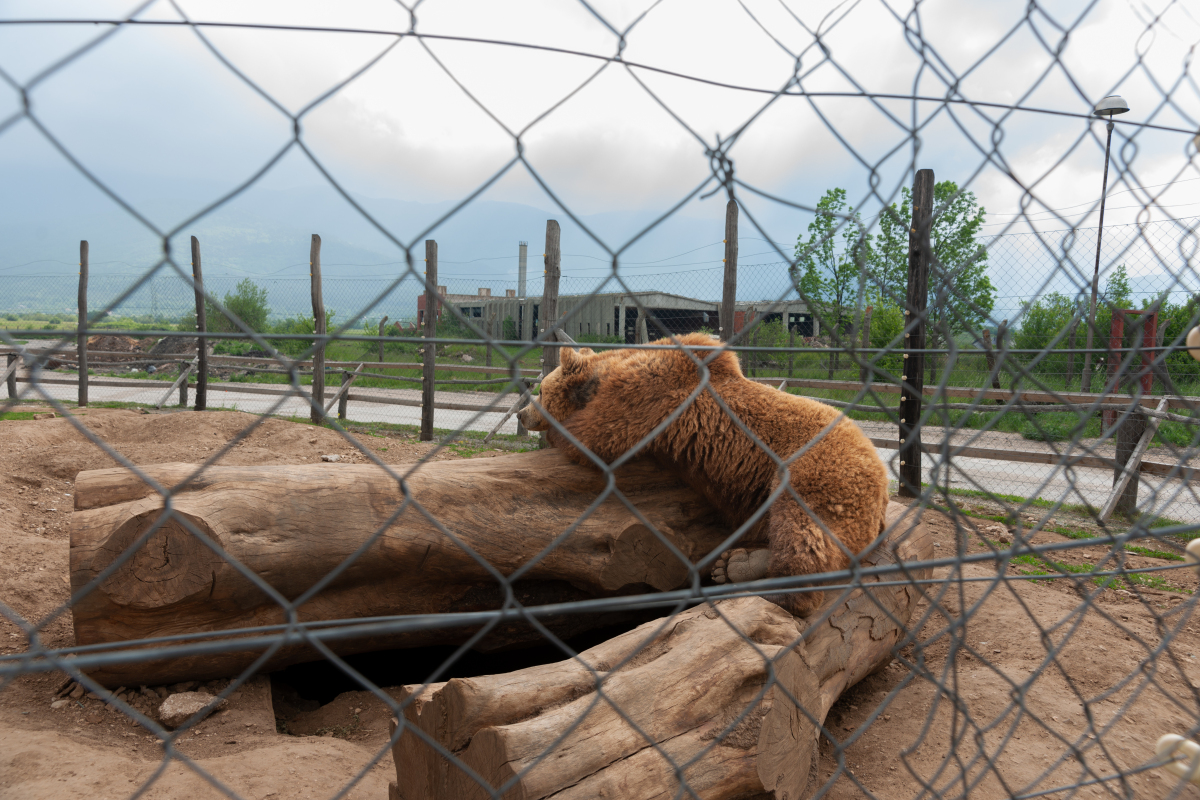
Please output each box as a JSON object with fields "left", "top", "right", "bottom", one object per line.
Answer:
{"left": 212, "top": 279, "right": 270, "bottom": 333}
{"left": 791, "top": 188, "right": 873, "bottom": 376}
{"left": 872, "top": 180, "right": 995, "bottom": 381}
{"left": 178, "top": 279, "right": 272, "bottom": 334}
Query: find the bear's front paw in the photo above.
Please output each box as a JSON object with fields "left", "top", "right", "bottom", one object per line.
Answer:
{"left": 711, "top": 548, "right": 770, "bottom": 584}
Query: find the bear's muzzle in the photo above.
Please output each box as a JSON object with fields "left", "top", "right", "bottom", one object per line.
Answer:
{"left": 516, "top": 401, "right": 548, "bottom": 431}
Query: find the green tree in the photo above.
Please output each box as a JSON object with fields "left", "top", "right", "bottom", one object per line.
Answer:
{"left": 791, "top": 188, "right": 873, "bottom": 377}
{"left": 872, "top": 180, "right": 995, "bottom": 381}
{"left": 212, "top": 279, "right": 270, "bottom": 333}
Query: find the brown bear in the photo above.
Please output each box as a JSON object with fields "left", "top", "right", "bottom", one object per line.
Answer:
{"left": 516, "top": 332, "right": 889, "bottom": 615}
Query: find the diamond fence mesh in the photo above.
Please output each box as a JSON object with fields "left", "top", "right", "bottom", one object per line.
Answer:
{"left": 5, "top": 4, "right": 1200, "bottom": 800}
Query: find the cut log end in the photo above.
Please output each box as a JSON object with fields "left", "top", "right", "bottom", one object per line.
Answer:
{"left": 82, "top": 509, "right": 224, "bottom": 609}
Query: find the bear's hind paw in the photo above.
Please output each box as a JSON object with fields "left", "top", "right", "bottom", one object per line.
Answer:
{"left": 711, "top": 548, "right": 770, "bottom": 585}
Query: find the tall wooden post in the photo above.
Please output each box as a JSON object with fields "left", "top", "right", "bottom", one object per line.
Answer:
{"left": 178, "top": 376, "right": 188, "bottom": 408}
{"left": 6, "top": 353, "right": 17, "bottom": 398}
{"left": 720, "top": 201, "right": 737, "bottom": 343}
{"left": 899, "top": 169, "right": 933, "bottom": 498}
{"left": 420, "top": 240, "right": 438, "bottom": 442}
{"left": 378, "top": 316, "right": 389, "bottom": 363}
{"left": 77, "top": 240, "right": 89, "bottom": 407}
{"left": 310, "top": 234, "right": 326, "bottom": 424}
{"left": 859, "top": 306, "right": 873, "bottom": 384}
{"left": 191, "top": 236, "right": 207, "bottom": 412}
{"left": 542, "top": 220, "right": 561, "bottom": 372}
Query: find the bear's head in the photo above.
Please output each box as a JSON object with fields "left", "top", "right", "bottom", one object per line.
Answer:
{"left": 516, "top": 346, "right": 601, "bottom": 432}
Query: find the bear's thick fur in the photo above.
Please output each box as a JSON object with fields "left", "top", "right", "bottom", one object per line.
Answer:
{"left": 517, "top": 332, "right": 889, "bottom": 615}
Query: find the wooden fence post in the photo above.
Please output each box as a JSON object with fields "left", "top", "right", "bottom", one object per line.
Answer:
{"left": 542, "top": 220, "right": 561, "bottom": 372}
{"left": 77, "top": 240, "right": 88, "bottom": 407}
{"left": 721, "top": 200, "right": 737, "bottom": 343}
{"left": 421, "top": 240, "right": 438, "bottom": 442}
{"left": 486, "top": 309, "right": 496, "bottom": 368}
{"left": 899, "top": 169, "right": 934, "bottom": 498}
{"left": 191, "top": 236, "right": 207, "bottom": 412}
{"left": 338, "top": 370, "right": 351, "bottom": 420}
{"left": 788, "top": 324, "right": 795, "bottom": 378}
{"left": 310, "top": 234, "right": 326, "bottom": 424}
{"left": 7, "top": 353, "right": 17, "bottom": 398}
{"left": 179, "top": 376, "right": 188, "bottom": 407}
{"left": 859, "top": 306, "right": 873, "bottom": 383}
{"left": 378, "top": 316, "right": 389, "bottom": 363}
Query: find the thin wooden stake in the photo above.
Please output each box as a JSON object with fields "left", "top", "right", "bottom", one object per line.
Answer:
{"left": 859, "top": 306, "right": 873, "bottom": 383}
{"left": 310, "top": 234, "right": 326, "bottom": 424}
{"left": 155, "top": 360, "right": 195, "bottom": 409}
{"left": 421, "top": 240, "right": 438, "bottom": 441}
{"left": 191, "top": 236, "right": 207, "bottom": 411}
{"left": 77, "top": 240, "right": 89, "bottom": 407}
{"left": 325, "top": 362, "right": 365, "bottom": 414}
{"left": 378, "top": 315, "right": 389, "bottom": 363}
{"left": 899, "top": 168, "right": 934, "bottom": 498}
{"left": 1101, "top": 398, "right": 1169, "bottom": 522}
{"left": 4, "top": 352, "right": 19, "bottom": 397}
{"left": 788, "top": 324, "right": 795, "bottom": 378}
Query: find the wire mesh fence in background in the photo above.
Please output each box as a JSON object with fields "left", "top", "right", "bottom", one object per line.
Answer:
{"left": 5, "top": 3, "right": 1200, "bottom": 800}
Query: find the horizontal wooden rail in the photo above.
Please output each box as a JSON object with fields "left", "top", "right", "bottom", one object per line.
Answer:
{"left": 754, "top": 376, "right": 1200, "bottom": 412}
{"left": 15, "top": 376, "right": 515, "bottom": 415}
{"left": 0, "top": 348, "right": 541, "bottom": 376}
{"left": 866, "top": 436, "right": 1198, "bottom": 485}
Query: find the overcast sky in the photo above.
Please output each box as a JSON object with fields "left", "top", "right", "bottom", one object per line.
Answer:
{"left": 2, "top": 0, "right": 1199, "bottom": 293}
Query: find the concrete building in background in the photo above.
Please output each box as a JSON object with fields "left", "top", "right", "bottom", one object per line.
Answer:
{"left": 418, "top": 288, "right": 815, "bottom": 343}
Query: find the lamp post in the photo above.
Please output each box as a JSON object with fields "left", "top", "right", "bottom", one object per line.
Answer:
{"left": 1081, "top": 94, "right": 1130, "bottom": 392}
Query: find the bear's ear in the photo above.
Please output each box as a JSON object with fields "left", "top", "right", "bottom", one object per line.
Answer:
{"left": 560, "top": 346, "right": 591, "bottom": 374}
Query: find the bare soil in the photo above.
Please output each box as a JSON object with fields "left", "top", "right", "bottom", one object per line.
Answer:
{"left": 2, "top": 407, "right": 1199, "bottom": 799}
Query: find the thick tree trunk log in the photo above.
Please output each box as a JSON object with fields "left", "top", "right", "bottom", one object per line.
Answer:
{"left": 389, "top": 502, "right": 931, "bottom": 800}
{"left": 69, "top": 451, "right": 729, "bottom": 687}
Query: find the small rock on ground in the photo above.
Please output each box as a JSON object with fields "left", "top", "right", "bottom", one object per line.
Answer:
{"left": 158, "top": 692, "right": 226, "bottom": 729}
{"left": 320, "top": 454, "right": 340, "bottom": 462}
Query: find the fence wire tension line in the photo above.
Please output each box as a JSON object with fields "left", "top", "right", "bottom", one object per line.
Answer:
{"left": 11, "top": 4, "right": 1200, "bottom": 800}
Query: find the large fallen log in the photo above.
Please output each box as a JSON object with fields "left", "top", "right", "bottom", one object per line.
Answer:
{"left": 389, "top": 501, "right": 931, "bottom": 800}
{"left": 69, "top": 450, "right": 731, "bottom": 686}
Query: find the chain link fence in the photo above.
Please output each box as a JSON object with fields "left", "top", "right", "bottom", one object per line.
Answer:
{"left": 5, "top": 3, "right": 1200, "bottom": 800}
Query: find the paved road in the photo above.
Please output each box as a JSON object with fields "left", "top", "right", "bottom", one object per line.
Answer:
{"left": 15, "top": 374, "right": 1200, "bottom": 523}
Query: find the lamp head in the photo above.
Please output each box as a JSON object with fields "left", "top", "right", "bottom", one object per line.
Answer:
{"left": 1094, "top": 95, "right": 1130, "bottom": 117}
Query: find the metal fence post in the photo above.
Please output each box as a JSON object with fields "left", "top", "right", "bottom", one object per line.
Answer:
{"left": 77, "top": 240, "right": 88, "bottom": 407}
{"left": 191, "top": 236, "right": 207, "bottom": 412}
{"left": 899, "top": 168, "right": 933, "bottom": 498}
{"left": 721, "top": 200, "right": 737, "bottom": 343}
{"left": 310, "top": 234, "right": 326, "bottom": 424}
{"left": 421, "top": 240, "right": 438, "bottom": 441}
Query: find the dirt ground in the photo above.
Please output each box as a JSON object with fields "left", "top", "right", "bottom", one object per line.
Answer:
{"left": 2, "top": 407, "right": 1200, "bottom": 799}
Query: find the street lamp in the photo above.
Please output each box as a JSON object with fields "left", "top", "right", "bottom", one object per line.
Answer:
{"left": 1081, "top": 94, "right": 1130, "bottom": 392}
